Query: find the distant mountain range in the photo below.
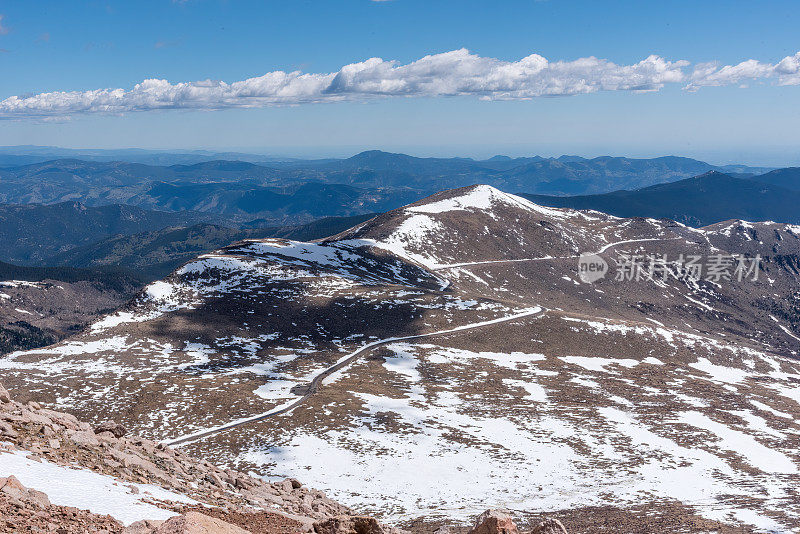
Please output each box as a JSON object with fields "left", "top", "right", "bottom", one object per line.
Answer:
{"left": 0, "top": 159, "right": 423, "bottom": 223}
{"left": 523, "top": 169, "right": 800, "bottom": 226}
{"left": 0, "top": 201, "right": 220, "bottom": 264}
{"left": 0, "top": 150, "right": 796, "bottom": 281}
{"left": 0, "top": 145, "right": 318, "bottom": 166}
{"left": 0, "top": 152, "right": 776, "bottom": 220}
{"left": 0, "top": 145, "right": 779, "bottom": 172}
{"left": 312, "top": 150, "right": 770, "bottom": 193}
{"left": 749, "top": 166, "right": 800, "bottom": 190}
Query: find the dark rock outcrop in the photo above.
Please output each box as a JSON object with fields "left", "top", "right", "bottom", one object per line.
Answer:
{"left": 95, "top": 420, "right": 128, "bottom": 438}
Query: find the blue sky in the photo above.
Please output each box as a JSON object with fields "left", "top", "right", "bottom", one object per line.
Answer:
{"left": 0, "top": 0, "right": 798, "bottom": 164}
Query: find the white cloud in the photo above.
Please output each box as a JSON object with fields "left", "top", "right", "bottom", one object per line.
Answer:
{"left": 0, "top": 14, "right": 9, "bottom": 35}
{"left": 0, "top": 49, "right": 797, "bottom": 119}
{"left": 686, "top": 52, "right": 800, "bottom": 90}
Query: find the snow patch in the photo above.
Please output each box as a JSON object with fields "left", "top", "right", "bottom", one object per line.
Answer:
{"left": 0, "top": 448, "right": 196, "bottom": 526}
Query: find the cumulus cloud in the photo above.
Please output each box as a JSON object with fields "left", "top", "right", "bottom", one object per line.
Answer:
{"left": 0, "top": 49, "right": 797, "bottom": 119}
{"left": 686, "top": 52, "right": 800, "bottom": 90}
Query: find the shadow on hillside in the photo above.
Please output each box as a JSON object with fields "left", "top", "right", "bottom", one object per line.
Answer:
{"left": 142, "top": 247, "right": 448, "bottom": 375}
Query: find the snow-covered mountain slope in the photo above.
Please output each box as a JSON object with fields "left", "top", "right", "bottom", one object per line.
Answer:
{"left": 2, "top": 185, "right": 800, "bottom": 533}
{"left": 333, "top": 184, "right": 621, "bottom": 269}
{"left": 703, "top": 219, "right": 800, "bottom": 256}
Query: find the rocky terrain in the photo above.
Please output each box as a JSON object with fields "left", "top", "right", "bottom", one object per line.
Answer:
{"left": 2, "top": 185, "right": 799, "bottom": 532}
{"left": 0, "top": 381, "right": 580, "bottom": 533}
{"left": 0, "top": 381, "right": 354, "bottom": 532}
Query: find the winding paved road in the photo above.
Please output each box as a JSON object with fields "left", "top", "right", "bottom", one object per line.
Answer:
{"left": 164, "top": 307, "right": 544, "bottom": 446}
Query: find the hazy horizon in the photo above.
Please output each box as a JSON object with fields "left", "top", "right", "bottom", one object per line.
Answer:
{"left": 1, "top": 143, "right": 796, "bottom": 168}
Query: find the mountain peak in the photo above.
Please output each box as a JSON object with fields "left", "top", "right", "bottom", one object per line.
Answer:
{"left": 405, "top": 184, "right": 580, "bottom": 220}
{"left": 335, "top": 184, "right": 608, "bottom": 270}
{"left": 348, "top": 150, "right": 410, "bottom": 160}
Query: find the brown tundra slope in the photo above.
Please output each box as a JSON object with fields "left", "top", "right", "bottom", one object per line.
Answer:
{"left": 0, "top": 276, "right": 139, "bottom": 356}
{"left": 2, "top": 185, "right": 800, "bottom": 533}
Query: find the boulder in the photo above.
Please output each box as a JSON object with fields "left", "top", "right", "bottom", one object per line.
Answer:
{"left": 153, "top": 511, "right": 249, "bottom": 533}
{"left": 19, "top": 409, "right": 55, "bottom": 427}
{"left": 0, "top": 483, "right": 26, "bottom": 503}
{"left": 0, "top": 420, "right": 18, "bottom": 438}
{"left": 530, "top": 519, "right": 567, "bottom": 534}
{"left": 123, "top": 519, "right": 166, "bottom": 533}
{"left": 0, "top": 474, "right": 26, "bottom": 492}
{"left": 95, "top": 420, "right": 128, "bottom": 438}
{"left": 66, "top": 429, "right": 100, "bottom": 447}
{"left": 38, "top": 408, "right": 80, "bottom": 430}
{"left": 109, "top": 449, "right": 161, "bottom": 475}
{"left": 25, "top": 487, "right": 51, "bottom": 509}
{"left": 313, "top": 515, "right": 386, "bottom": 534}
{"left": 0, "top": 383, "right": 10, "bottom": 403}
{"left": 0, "top": 474, "right": 50, "bottom": 508}
{"left": 467, "top": 510, "right": 518, "bottom": 534}
{"left": 203, "top": 471, "right": 224, "bottom": 487}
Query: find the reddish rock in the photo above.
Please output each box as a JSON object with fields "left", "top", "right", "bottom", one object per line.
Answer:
{"left": 123, "top": 519, "right": 166, "bottom": 533}
{"left": 0, "top": 383, "right": 10, "bottom": 403}
{"left": 0, "top": 475, "right": 26, "bottom": 492}
{"left": 38, "top": 408, "right": 80, "bottom": 430}
{"left": 467, "top": 510, "right": 518, "bottom": 534}
{"left": 0, "top": 420, "right": 18, "bottom": 438}
{"left": 25, "top": 487, "right": 51, "bottom": 509}
{"left": 153, "top": 511, "right": 249, "bottom": 533}
{"left": 314, "top": 515, "right": 387, "bottom": 534}
{"left": 66, "top": 429, "right": 100, "bottom": 447}
{"left": 0, "top": 474, "right": 51, "bottom": 508}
